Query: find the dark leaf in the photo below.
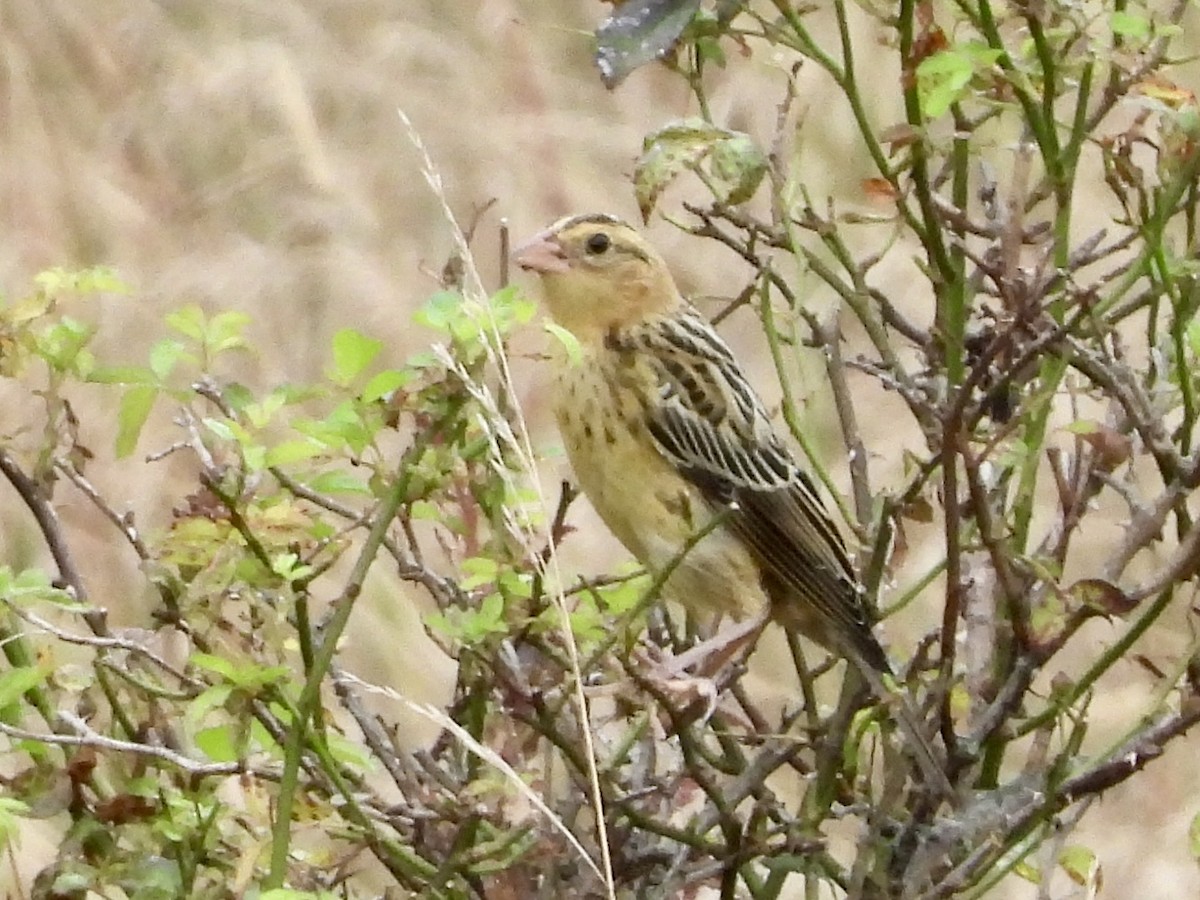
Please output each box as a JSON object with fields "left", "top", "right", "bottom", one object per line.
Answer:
{"left": 94, "top": 793, "right": 158, "bottom": 825}
{"left": 595, "top": 0, "right": 702, "bottom": 89}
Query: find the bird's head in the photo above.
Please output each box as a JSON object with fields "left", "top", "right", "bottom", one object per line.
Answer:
{"left": 514, "top": 214, "right": 682, "bottom": 340}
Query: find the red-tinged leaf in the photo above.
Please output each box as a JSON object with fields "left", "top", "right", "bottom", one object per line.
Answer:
{"left": 862, "top": 177, "right": 900, "bottom": 203}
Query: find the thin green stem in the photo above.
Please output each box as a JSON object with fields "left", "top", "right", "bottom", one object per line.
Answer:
{"left": 266, "top": 445, "right": 423, "bottom": 888}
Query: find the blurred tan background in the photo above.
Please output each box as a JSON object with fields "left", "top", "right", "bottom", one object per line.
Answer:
{"left": 1, "top": 0, "right": 1197, "bottom": 896}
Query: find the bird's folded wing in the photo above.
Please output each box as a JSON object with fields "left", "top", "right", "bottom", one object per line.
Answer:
{"left": 635, "top": 311, "right": 876, "bottom": 647}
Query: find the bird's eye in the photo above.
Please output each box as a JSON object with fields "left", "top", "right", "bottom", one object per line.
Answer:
{"left": 585, "top": 232, "right": 611, "bottom": 255}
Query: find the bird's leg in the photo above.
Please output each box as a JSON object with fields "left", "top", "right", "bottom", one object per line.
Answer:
{"left": 656, "top": 607, "right": 771, "bottom": 678}
{"left": 632, "top": 609, "right": 771, "bottom": 727}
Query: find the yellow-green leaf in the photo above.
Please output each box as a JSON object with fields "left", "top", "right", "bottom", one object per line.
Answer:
{"left": 116, "top": 385, "right": 158, "bottom": 458}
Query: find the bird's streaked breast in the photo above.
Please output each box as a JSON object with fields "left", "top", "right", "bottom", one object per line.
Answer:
{"left": 551, "top": 345, "right": 767, "bottom": 619}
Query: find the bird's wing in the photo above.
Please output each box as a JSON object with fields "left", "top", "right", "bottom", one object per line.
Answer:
{"left": 624, "top": 309, "right": 884, "bottom": 665}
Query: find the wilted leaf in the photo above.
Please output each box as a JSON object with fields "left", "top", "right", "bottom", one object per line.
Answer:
{"left": 709, "top": 131, "right": 768, "bottom": 206}
{"left": 94, "top": 793, "right": 158, "bottom": 824}
{"left": 595, "top": 0, "right": 701, "bottom": 89}
{"left": 635, "top": 118, "right": 766, "bottom": 220}
{"left": 1068, "top": 420, "right": 1133, "bottom": 471}
{"left": 879, "top": 122, "right": 921, "bottom": 150}
{"left": 1136, "top": 76, "right": 1197, "bottom": 109}
{"left": 900, "top": 495, "right": 934, "bottom": 524}
{"left": 66, "top": 747, "right": 97, "bottom": 786}
{"left": 1068, "top": 578, "right": 1138, "bottom": 617}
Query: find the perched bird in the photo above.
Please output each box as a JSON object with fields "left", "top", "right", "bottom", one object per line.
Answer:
{"left": 515, "top": 212, "right": 887, "bottom": 669}
{"left": 515, "top": 213, "right": 951, "bottom": 795}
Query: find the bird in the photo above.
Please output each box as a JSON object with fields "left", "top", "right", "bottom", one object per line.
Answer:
{"left": 514, "top": 212, "right": 950, "bottom": 794}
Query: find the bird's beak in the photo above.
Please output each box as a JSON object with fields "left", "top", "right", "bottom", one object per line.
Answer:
{"left": 513, "top": 230, "right": 570, "bottom": 275}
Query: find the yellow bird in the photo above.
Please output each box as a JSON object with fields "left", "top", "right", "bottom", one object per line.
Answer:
{"left": 515, "top": 212, "right": 889, "bottom": 672}
{"left": 515, "top": 213, "right": 952, "bottom": 796}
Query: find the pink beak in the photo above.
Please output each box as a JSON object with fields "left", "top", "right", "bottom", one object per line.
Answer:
{"left": 513, "top": 230, "right": 570, "bottom": 275}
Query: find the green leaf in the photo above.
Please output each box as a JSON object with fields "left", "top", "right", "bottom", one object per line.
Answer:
{"left": 1189, "top": 809, "right": 1200, "bottom": 860}
{"left": 37, "top": 317, "right": 95, "bottom": 373}
{"left": 329, "top": 328, "right": 383, "bottom": 387}
{"left": 544, "top": 322, "right": 583, "bottom": 366}
{"left": 270, "top": 552, "right": 314, "bottom": 583}
{"left": 202, "top": 416, "right": 236, "bottom": 442}
{"left": 361, "top": 369, "right": 411, "bottom": 402}
{"left": 34, "top": 266, "right": 128, "bottom": 296}
{"left": 116, "top": 385, "right": 159, "bottom": 458}
{"left": 409, "top": 499, "right": 440, "bottom": 520}
{"left": 1058, "top": 844, "right": 1099, "bottom": 887}
{"left": 0, "top": 567, "right": 76, "bottom": 607}
{"left": 190, "top": 653, "right": 238, "bottom": 681}
{"left": 916, "top": 43, "right": 1002, "bottom": 119}
{"left": 461, "top": 556, "right": 500, "bottom": 590}
{"left": 166, "top": 304, "right": 207, "bottom": 340}
{"left": 194, "top": 725, "right": 238, "bottom": 762}
{"left": 325, "top": 729, "right": 372, "bottom": 770}
{"left": 191, "top": 653, "right": 289, "bottom": 689}
{"left": 1013, "top": 860, "right": 1040, "bottom": 882}
{"left": 1110, "top": 10, "right": 1151, "bottom": 40}
{"left": 187, "top": 684, "right": 234, "bottom": 723}
{"left": 149, "top": 338, "right": 189, "bottom": 379}
{"left": 0, "top": 666, "right": 47, "bottom": 710}
{"left": 414, "top": 291, "right": 464, "bottom": 333}
{"left": 595, "top": 0, "right": 702, "bottom": 88}
{"left": 0, "top": 796, "right": 31, "bottom": 844}
{"left": 88, "top": 365, "right": 158, "bottom": 385}
{"left": 264, "top": 439, "right": 325, "bottom": 467}
{"left": 207, "top": 310, "right": 251, "bottom": 355}
{"left": 306, "top": 469, "right": 371, "bottom": 495}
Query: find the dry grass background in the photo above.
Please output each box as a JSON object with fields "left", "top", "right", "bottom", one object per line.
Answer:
{"left": 1, "top": 0, "right": 1197, "bottom": 896}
